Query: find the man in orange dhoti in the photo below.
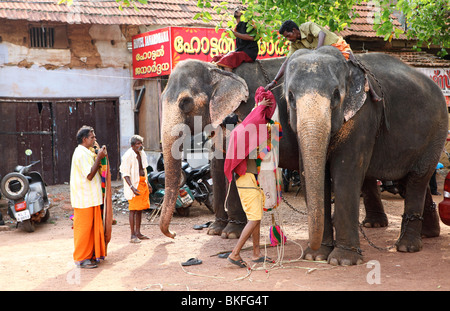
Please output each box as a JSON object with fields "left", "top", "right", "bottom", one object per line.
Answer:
{"left": 70, "top": 126, "right": 107, "bottom": 269}
{"left": 120, "top": 135, "right": 152, "bottom": 243}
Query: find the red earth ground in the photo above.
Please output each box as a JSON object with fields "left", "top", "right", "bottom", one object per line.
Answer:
{"left": 0, "top": 176, "right": 449, "bottom": 294}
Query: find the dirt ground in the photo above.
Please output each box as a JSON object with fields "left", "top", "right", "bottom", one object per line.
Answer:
{"left": 0, "top": 175, "right": 449, "bottom": 294}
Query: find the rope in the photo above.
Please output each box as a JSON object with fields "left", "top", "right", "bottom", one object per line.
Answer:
{"left": 223, "top": 181, "right": 232, "bottom": 212}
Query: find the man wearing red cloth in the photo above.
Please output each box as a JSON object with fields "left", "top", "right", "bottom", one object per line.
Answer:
{"left": 211, "top": 6, "right": 258, "bottom": 72}
{"left": 224, "top": 87, "right": 277, "bottom": 268}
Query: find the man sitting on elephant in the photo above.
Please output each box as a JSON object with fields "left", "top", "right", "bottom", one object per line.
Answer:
{"left": 265, "top": 20, "right": 381, "bottom": 102}
{"left": 211, "top": 6, "right": 259, "bottom": 72}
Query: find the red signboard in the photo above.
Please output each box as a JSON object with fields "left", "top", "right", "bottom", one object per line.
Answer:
{"left": 132, "top": 26, "right": 287, "bottom": 79}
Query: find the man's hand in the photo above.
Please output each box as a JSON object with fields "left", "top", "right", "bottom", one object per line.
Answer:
{"left": 258, "top": 98, "right": 272, "bottom": 107}
{"left": 87, "top": 145, "right": 107, "bottom": 181}
{"left": 131, "top": 186, "right": 141, "bottom": 196}
{"left": 97, "top": 145, "right": 107, "bottom": 160}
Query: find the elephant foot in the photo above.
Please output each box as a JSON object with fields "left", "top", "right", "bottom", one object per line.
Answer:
{"left": 328, "top": 246, "right": 364, "bottom": 266}
{"left": 220, "top": 221, "right": 246, "bottom": 239}
{"left": 397, "top": 236, "right": 423, "bottom": 252}
{"left": 421, "top": 202, "right": 440, "bottom": 238}
{"left": 396, "top": 214, "right": 423, "bottom": 252}
{"left": 207, "top": 219, "right": 228, "bottom": 236}
{"left": 302, "top": 244, "right": 333, "bottom": 262}
{"left": 362, "top": 212, "right": 388, "bottom": 228}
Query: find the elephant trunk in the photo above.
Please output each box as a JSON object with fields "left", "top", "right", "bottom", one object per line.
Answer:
{"left": 297, "top": 92, "right": 332, "bottom": 250}
{"left": 159, "top": 106, "right": 185, "bottom": 239}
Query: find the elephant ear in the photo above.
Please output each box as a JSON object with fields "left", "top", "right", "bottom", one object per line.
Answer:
{"left": 343, "top": 61, "right": 367, "bottom": 122}
{"left": 208, "top": 67, "right": 249, "bottom": 128}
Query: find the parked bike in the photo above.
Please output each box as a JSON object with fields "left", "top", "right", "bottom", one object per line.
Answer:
{"left": 282, "top": 169, "right": 302, "bottom": 196}
{"left": 147, "top": 154, "right": 194, "bottom": 217}
{"left": 182, "top": 160, "right": 214, "bottom": 213}
{"left": 378, "top": 180, "right": 405, "bottom": 198}
{"left": 0, "top": 175, "right": 4, "bottom": 225}
{"left": 0, "top": 160, "right": 50, "bottom": 232}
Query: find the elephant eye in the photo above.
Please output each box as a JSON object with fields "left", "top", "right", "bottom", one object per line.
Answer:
{"left": 178, "top": 96, "right": 194, "bottom": 113}
{"left": 331, "top": 88, "right": 341, "bottom": 109}
{"left": 288, "top": 91, "right": 296, "bottom": 109}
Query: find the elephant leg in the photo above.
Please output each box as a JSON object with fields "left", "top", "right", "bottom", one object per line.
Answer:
{"left": 397, "top": 174, "right": 429, "bottom": 252}
{"left": 207, "top": 157, "right": 246, "bottom": 238}
{"left": 207, "top": 157, "right": 229, "bottom": 236}
{"left": 421, "top": 186, "right": 440, "bottom": 238}
{"left": 303, "top": 166, "right": 334, "bottom": 261}
{"left": 361, "top": 177, "right": 388, "bottom": 228}
{"left": 328, "top": 168, "right": 364, "bottom": 266}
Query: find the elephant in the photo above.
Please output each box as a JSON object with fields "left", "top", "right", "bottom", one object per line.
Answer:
{"left": 159, "top": 57, "right": 299, "bottom": 240}
{"left": 284, "top": 46, "right": 447, "bottom": 265}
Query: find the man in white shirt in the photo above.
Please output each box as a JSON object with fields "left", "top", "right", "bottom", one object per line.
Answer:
{"left": 70, "top": 125, "right": 107, "bottom": 269}
{"left": 120, "top": 135, "right": 152, "bottom": 243}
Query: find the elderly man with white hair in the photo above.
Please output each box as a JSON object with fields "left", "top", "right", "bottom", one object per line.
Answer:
{"left": 120, "top": 135, "right": 152, "bottom": 243}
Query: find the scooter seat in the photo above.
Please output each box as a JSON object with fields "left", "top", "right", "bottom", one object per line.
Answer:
{"left": 148, "top": 171, "right": 164, "bottom": 183}
{"left": 191, "top": 164, "right": 210, "bottom": 178}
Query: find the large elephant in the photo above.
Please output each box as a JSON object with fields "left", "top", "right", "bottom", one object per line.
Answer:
{"left": 159, "top": 58, "right": 299, "bottom": 239}
{"left": 284, "top": 46, "right": 447, "bottom": 265}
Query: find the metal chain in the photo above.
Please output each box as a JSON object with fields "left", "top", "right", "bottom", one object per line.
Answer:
{"left": 281, "top": 196, "right": 307, "bottom": 215}
{"left": 359, "top": 213, "right": 424, "bottom": 251}
{"left": 255, "top": 59, "right": 271, "bottom": 84}
{"left": 215, "top": 216, "right": 247, "bottom": 225}
{"left": 282, "top": 192, "right": 428, "bottom": 253}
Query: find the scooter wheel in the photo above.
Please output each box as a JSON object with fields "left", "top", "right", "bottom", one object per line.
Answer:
{"left": 21, "top": 219, "right": 35, "bottom": 232}
{"left": 0, "top": 172, "right": 29, "bottom": 200}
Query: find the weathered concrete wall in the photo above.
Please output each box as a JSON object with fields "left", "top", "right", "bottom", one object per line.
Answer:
{"left": 0, "top": 20, "right": 136, "bottom": 158}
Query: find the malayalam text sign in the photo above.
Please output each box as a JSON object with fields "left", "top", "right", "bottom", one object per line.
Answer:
{"left": 132, "top": 26, "right": 287, "bottom": 79}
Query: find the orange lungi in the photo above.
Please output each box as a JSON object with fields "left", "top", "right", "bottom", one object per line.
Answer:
{"left": 128, "top": 176, "right": 150, "bottom": 211}
{"left": 73, "top": 205, "right": 106, "bottom": 263}
{"left": 331, "top": 37, "right": 352, "bottom": 60}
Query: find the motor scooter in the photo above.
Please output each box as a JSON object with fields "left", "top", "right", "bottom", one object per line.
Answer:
{"left": 147, "top": 154, "right": 194, "bottom": 216}
{"left": 0, "top": 160, "right": 50, "bottom": 232}
{"left": 282, "top": 169, "right": 301, "bottom": 195}
{"left": 182, "top": 161, "right": 214, "bottom": 213}
{"left": 0, "top": 176, "right": 4, "bottom": 225}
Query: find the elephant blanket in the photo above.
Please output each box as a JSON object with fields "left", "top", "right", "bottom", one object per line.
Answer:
{"left": 224, "top": 86, "right": 277, "bottom": 182}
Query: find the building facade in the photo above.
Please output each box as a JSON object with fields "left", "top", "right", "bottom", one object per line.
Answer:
{"left": 0, "top": 0, "right": 239, "bottom": 183}
{"left": 0, "top": 1, "right": 448, "bottom": 184}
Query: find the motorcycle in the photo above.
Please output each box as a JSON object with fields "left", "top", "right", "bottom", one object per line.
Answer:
{"left": 378, "top": 180, "right": 405, "bottom": 198}
{"left": 147, "top": 154, "right": 194, "bottom": 217}
{"left": 282, "top": 169, "right": 302, "bottom": 196}
{"left": 0, "top": 176, "right": 3, "bottom": 225}
{"left": 0, "top": 160, "right": 50, "bottom": 232}
{"left": 182, "top": 160, "right": 214, "bottom": 213}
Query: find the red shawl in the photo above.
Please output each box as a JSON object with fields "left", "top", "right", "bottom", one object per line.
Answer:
{"left": 224, "top": 87, "right": 277, "bottom": 182}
